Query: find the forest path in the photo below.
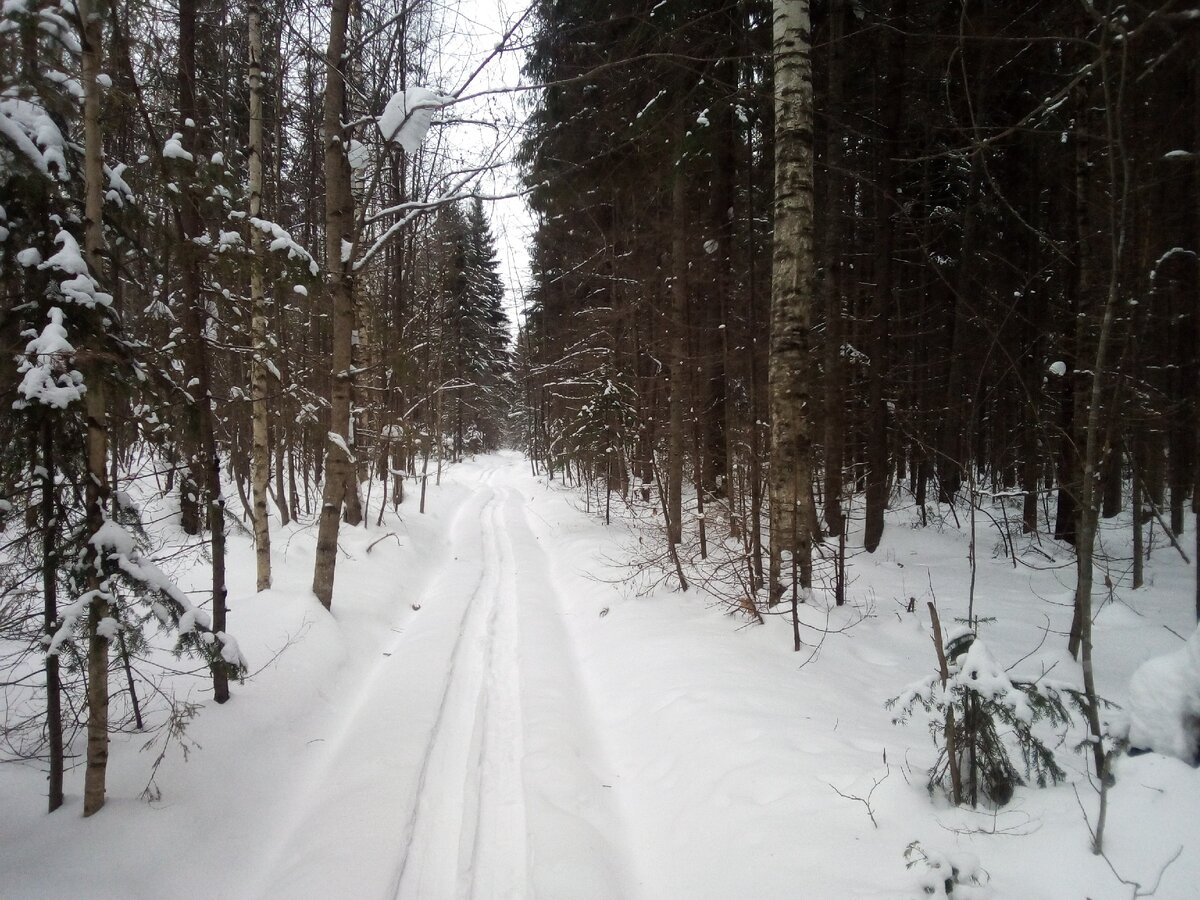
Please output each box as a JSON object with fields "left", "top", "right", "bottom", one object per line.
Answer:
{"left": 254, "top": 452, "right": 634, "bottom": 900}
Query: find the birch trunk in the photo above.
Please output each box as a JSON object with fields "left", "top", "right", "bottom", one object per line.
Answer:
{"left": 312, "top": 0, "right": 356, "bottom": 608}
{"left": 248, "top": 0, "right": 271, "bottom": 591}
{"left": 767, "top": 0, "right": 815, "bottom": 606}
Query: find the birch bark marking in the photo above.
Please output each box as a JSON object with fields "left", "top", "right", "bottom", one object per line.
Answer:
{"left": 767, "top": 0, "right": 815, "bottom": 613}
{"left": 248, "top": 0, "right": 272, "bottom": 591}
{"left": 79, "top": 0, "right": 111, "bottom": 817}
{"left": 312, "top": 0, "right": 356, "bottom": 608}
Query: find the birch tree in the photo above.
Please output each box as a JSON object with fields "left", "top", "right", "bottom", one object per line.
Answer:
{"left": 248, "top": 0, "right": 271, "bottom": 591}
{"left": 766, "top": 0, "right": 815, "bottom": 642}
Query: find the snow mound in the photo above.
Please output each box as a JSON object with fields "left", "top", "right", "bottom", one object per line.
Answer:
{"left": 379, "top": 86, "right": 447, "bottom": 154}
{"left": 1127, "top": 624, "right": 1200, "bottom": 764}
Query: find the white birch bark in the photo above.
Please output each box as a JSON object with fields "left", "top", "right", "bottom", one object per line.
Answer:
{"left": 248, "top": 0, "right": 272, "bottom": 591}
{"left": 767, "top": 0, "right": 815, "bottom": 609}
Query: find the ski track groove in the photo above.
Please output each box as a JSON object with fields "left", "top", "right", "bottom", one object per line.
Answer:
{"left": 464, "top": 483, "right": 532, "bottom": 899}
{"left": 258, "top": 456, "right": 630, "bottom": 900}
{"left": 390, "top": 465, "right": 502, "bottom": 898}
{"left": 392, "top": 462, "right": 535, "bottom": 900}
{"left": 249, "top": 466, "right": 493, "bottom": 900}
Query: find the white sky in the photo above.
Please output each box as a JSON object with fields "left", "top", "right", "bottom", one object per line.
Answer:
{"left": 430, "top": 0, "right": 536, "bottom": 330}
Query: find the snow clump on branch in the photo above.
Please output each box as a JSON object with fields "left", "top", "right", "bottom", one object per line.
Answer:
{"left": 379, "top": 87, "right": 448, "bottom": 155}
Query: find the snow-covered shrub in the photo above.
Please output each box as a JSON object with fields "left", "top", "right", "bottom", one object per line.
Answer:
{"left": 889, "top": 632, "right": 1087, "bottom": 806}
{"left": 904, "top": 842, "right": 989, "bottom": 898}
{"left": 1126, "top": 623, "right": 1200, "bottom": 765}
{"left": 52, "top": 498, "right": 247, "bottom": 683}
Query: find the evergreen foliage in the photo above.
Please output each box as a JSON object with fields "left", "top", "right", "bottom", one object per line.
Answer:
{"left": 889, "top": 634, "right": 1097, "bottom": 808}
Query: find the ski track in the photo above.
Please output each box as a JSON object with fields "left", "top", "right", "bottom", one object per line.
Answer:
{"left": 250, "top": 463, "right": 495, "bottom": 899}
{"left": 390, "top": 463, "right": 530, "bottom": 899}
{"left": 258, "top": 454, "right": 629, "bottom": 900}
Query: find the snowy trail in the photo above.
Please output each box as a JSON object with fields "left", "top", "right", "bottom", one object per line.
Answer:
{"left": 255, "top": 454, "right": 631, "bottom": 900}
{"left": 497, "top": 479, "right": 637, "bottom": 899}
{"left": 250, "top": 464, "right": 501, "bottom": 898}
{"left": 390, "top": 468, "right": 529, "bottom": 899}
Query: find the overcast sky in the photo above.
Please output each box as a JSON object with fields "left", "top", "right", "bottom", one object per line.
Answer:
{"left": 432, "top": 0, "right": 535, "bottom": 331}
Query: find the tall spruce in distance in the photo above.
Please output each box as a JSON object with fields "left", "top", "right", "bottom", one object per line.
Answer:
{"left": 464, "top": 197, "right": 512, "bottom": 450}
{"left": 517, "top": 0, "right": 773, "bottom": 564}
{"left": 436, "top": 199, "right": 512, "bottom": 458}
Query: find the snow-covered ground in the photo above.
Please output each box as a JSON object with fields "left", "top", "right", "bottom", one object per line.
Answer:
{"left": 2, "top": 451, "right": 1197, "bottom": 898}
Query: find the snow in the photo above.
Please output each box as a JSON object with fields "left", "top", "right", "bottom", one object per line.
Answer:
{"left": 1049, "top": 360, "right": 1067, "bottom": 376}
{"left": 15, "top": 307, "right": 84, "bottom": 409}
{"left": 0, "top": 453, "right": 1197, "bottom": 899}
{"left": 379, "top": 86, "right": 447, "bottom": 154}
{"left": 162, "top": 132, "right": 193, "bottom": 162}
{"left": 90, "top": 518, "right": 139, "bottom": 556}
{"left": 248, "top": 217, "right": 319, "bottom": 275}
{"left": 105, "top": 162, "right": 134, "bottom": 206}
{"left": 218, "top": 230, "right": 242, "bottom": 249}
{"left": 35, "top": 230, "right": 113, "bottom": 307}
{"left": 215, "top": 631, "right": 246, "bottom": 667}
{"left": 326, "top": 431, "right": 355, "bottom": 462}
{"left": 45, "top": 589, "right": 104, "bottom": 656}
{"left": 96, "top": 617, "right": 122, "bottom": 639}
{"left": 45, "top": 69, "right": 83, "bottom": 99}
{"left": 40, "top": 230, "right": 88, "bottom": 274}
{"left": 347, "top": 138, "right": 368, "bottom": 171}
{"left": 1126, "top": 624, "right": 1200, "bottom": 763}
{"left": 0, "top": 95, "right": 68, "bottom": 177}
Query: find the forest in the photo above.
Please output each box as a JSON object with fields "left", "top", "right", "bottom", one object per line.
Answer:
{"left": 1, "top": 0, "right": 1198, "bottom": 897}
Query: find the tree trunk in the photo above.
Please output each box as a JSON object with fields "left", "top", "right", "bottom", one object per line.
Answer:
{"left": 1194, "top": 39, "right": 1200, "bottom": 623}
{"left": 767, "top": 0, "right": 815, "bottom": 615}
{"left": 667, "top": 117, "right": 688, "bottom": 547}
{"left": 80, "top": 0, "right": 110, "bottom": 815}
{"left": 248, "top": 0, "right": 272, "bottom": 591}
{"left": 1072, "top": 24, "right": 1125, "bottom": 782}
{"left": 178, "top": 0, "right": 229, "bottom": 703}
{"left": 820, "top": 0, "right": 847, "bottom": 540}
{"left": 864, "top": 2, "right": 906, "bottom": 553}
{"left": 312, "top": 0, "right": 356, "bottom": 609}
{"left": 41, "top": 416, "right": 63, "bottom": 812}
